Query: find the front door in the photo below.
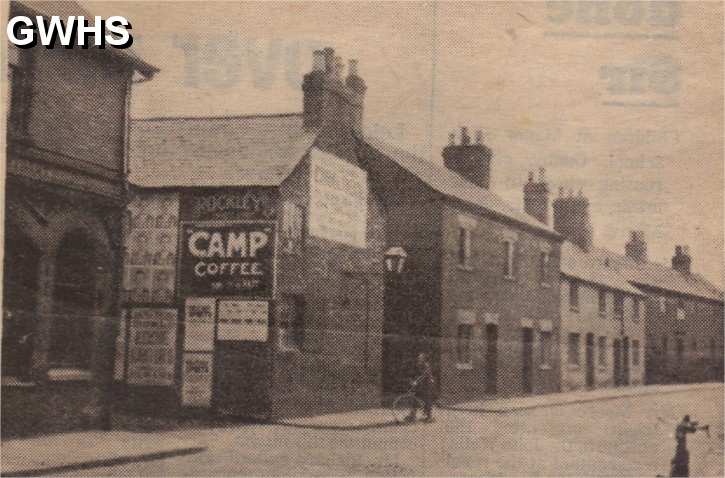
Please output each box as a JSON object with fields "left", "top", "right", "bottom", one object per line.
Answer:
{"left": 585, "top": 333, "right": 595, "bottom": 388}
{"left": 522, "top": 328, "right": 534, "bottom": 394}
{"left": 622, "top": 337, "right": 630, "bottom": 385}
{"left": 613, "top": 339, "right": 622, "bottom": 386}
{"left": 485, "top": 324, "right": 498, "bottom": 394}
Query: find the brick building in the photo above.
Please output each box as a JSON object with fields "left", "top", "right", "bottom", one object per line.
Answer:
{"left": 119, "top": 48, "right": 387, "bottom": 419}
{"left": 592, "top": 236, "right": 724, "bottom": 384}
{"left": 2, "top": 1, "right": 157, "bottom": 436}
{"left": 358, "top": 130, "right": 563, "bottom": 402}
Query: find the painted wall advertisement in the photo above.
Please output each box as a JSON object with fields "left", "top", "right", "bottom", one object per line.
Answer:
{"left": 179, "top": 222, "right": 275, "bottom": 297}
{"left": 309, "top": 148, "right": 368, "bottom": 248}
{"left": 184, "top": 297, "right": 216, "bottom": 351}
{"left": 126, "top": 308, "right": 178, "bottom": 386}
{"left": 181, "top": 353, "right": 214, "bottom": 408}
{"left": 218, "top": 300, "right": 269, "bottom": 342}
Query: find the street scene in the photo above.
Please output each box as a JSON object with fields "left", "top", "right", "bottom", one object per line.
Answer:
{"left": 2, "top": 1, "right": 724, "bottom": 477}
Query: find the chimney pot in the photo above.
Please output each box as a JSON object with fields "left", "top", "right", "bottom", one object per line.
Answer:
{"left": 312, "top": 50, "right": 325, "bottom": 71}
{"left": 475, "top": 130, "right": 483, "bottom": 144}
{"left": 334, "top": 56, "right": 344, "bottom": 78}
{"left": 347, "top": 59, "right": 358, "bottom": 77}
{"left": 559, "top": 187, "right": 564, "bottom": 197}
{"left": 539, "top": 167, "right": 546, "bottom": 182}
{"left": 528, "top": 171, "right": 534, "bottom": 182}
{"left": 323, "top": 47, "right": 335, "bottom": 73}
{"left": 448, "top": 132, "right": 455, "bottom": 145}
{"left": 460, "top": 127, "right": 470, "bottom": 145}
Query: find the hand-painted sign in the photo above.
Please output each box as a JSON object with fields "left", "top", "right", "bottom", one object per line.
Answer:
{"left": 126, "top": 308, "right": 178, "bottom": 386}
{"left": 179, "top": 222, "right": 275, "bottom": 297}
{"left": 184, "top": 297, "right": 216, "bottom": 351}
{"left": 181, "top": 353, "right": 214, "bottom": 407}
{"left": 309, "top": 148, "right": 367, "bottom": 248}
{"left": 218, "top": 300, "right": 269, "bottom": 342}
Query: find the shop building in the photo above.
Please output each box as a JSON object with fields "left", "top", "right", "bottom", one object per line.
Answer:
{"left": 118, "top": 48, "right": 387, "bottom": 419}
{"left": 592, "top": 236, "right": 723, "bottom": 384}
{"left": 2, "top": 1, "right": 157, "bottom": 437}
{"left": 358, "top": 130, "right": 563, "bottom": 402}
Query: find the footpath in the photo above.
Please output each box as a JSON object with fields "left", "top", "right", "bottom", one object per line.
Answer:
{"left": 1, "top": 382, "right": 718, "bottom": 475}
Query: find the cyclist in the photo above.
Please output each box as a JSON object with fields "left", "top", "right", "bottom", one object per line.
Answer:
{"left": 670, "top": 414, "right": 709, "bottom": 477}
{"left": 405, "top": 352, "right": 435, "bottom": 423}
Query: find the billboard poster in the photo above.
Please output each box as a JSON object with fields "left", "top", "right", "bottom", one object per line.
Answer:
{"left": 308, "top": 148, "right": 367, "bottom": 248}
{"left": 126, "top": 308, "right": 178, "bottom": 386}
{"left": 181, "top": 353, "right": 214, "bottom": 408}
{"left": 184, "top": 297, "right": 216, "bottom": 351}
{"left": 179, "top": 222, "right": 275, "bottom": 297}
{"left": 218, "top": 300, "right": 269, "bottom": 342}
{"left": 123, "top": 192, "right": 179, "bottom": 304}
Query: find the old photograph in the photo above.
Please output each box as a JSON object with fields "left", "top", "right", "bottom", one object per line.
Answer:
{"left": 1, "top": 1, "right": 723, "bottom": 476}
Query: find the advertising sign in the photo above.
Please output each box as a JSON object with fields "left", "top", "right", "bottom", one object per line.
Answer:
{"left": 309, "top": 148, "right": 367, "bottom": 248}
{"left": 179, "top": 222, "right": 275, "bottom": 297}
{"left": 181, "top": 353, "right": 214, "bottom": 408}
{"left": 218, "top": 300, "right": 269, "bottom": 342}
{"left": 184, "top": 297, "right": 216, "bottom": 351}
{"left": 126, "top": 308, "right": 178, "bottom": 386}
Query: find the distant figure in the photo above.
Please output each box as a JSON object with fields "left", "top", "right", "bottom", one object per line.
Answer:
{"left": 670, "top": 415, "right": 709, "bottom": 477}
{"left": 406, "top": 353, "right": 435, "bottom": 423}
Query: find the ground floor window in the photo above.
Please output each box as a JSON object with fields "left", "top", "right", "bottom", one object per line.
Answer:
{"left": 568, "top": 333, "right": 580, "bottom": 365}
{"left": 455, "top": 310, "right": 475, "bottom": 368}
{"left": 632, "top": 340, "right": 640, "bottom": 366}
{"left": 598, "top": 336, "right": 607, "bottom": 366}
{"left": 539, "top": 330, "right": 552, "bottom": 366}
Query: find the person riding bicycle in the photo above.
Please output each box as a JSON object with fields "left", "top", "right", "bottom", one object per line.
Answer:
{"left": 405, "top": 353, "right": 435, "bottom": 423}
{"left": 670, "top": 414, "right": 709, "bottom": 477}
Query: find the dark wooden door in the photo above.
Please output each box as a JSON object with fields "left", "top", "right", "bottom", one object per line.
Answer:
{"left": 485, "top": 324, "right": 498, "bottom": 394}
{"left": 613, "top": 339, "right": 622, "bottom": 386}
{"left": 214, "top": 342, "right": 270, "bottom": 419}
{"left": 585, "top": 333, "right": 595, "bottom": 388}
{"left": 622, "top": 337, "right": 630, "bottom": 385}
{"left": 522, "top": 328, "right": 534, "bottom": 394}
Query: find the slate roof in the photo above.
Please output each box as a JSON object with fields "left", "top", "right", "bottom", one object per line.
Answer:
{"left": 560, "top": 241, "right": 644, "bottom": 296}
{"left": 14, "top": 1, "right": 158, "bottom": 77}
{"left": 129, "top": 114, "right": 317, "bottom": 187}
{"left": 360, "top": 134, "right": 558, "bottom": 237}
{"left": 591, "top": 248, "right": 723, "bottom": 303}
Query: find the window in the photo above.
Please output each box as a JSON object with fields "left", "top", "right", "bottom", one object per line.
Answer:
{"left": 456, "top": 324, "right": 474, "bottom": 368}
{"left": 569, "top": 281, "right": 579, "bottom": 311}
{"left": 598, "top": 289, "right": 607, "bottom": 317}
{"left": 676, "top": 299, "right": 685, "bottom": 321}
{"left": 598, "top": 336, "right": 607, "bottom": 366}
{"left": 632, "top": 340, "right": 640, "bottom": 366}
{"left": 633, "top": 297, "right": 640, "bottom": 322}
{"left": 658, "top": 296, "right": 666, "bottom": 313}
{"left": 503, "top": 240, "right": 515, "bottom": 278}
{"left": 613, "top": 293, "right": 624, "bottom": 319}
{"left": 540, "top": 331, "right": 552, "bottom": 366}
{"left": 539, "top": 252, "right": 550, "bottom": 285}
{"left": 568, "top": 333, "right": 581, "bottom": 365}
{"left": 277, "top": 295, "right": 305, "bottom": 350}
{"left": 458, "top": 227, "right": 472, "bottom": 268}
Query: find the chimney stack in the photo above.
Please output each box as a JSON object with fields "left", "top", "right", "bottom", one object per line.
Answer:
{"left": 302, "top": 47, "right": 366, "bottom": 135}
{"left": 625, "top": 230, "right": 647, "bottom": 262}
{"left": 672, "top": 245, "right": 692, "bottom": 274}
{"left": 552, "top": 188, "right": 593, "bottom": 251}
{"left": 442, "top": 127, "right": 493, "bottom": 189}
{"left": 523, "top": 167, "right": 550, "bottom": 225}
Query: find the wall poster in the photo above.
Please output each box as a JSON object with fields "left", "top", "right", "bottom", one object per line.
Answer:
{"left": 126, "top": 308, "right": 178, "bottom": 386}
{"left": 181, "top": 352, "right": 214, "bottom": 408}
{"left": 218, "top": 300, "right": 269, "bottom": 342}
{"left": 184, "top": 297, "right": 216, "bottom": 351}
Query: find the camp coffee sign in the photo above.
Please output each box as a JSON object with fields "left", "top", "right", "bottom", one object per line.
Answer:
{"left": 180, "top": 222, "right": 275, "bottom": 297}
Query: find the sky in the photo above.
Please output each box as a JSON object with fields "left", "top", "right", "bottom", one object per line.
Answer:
{"left": 86, "top": 1, "right": 724, "bottom": 287}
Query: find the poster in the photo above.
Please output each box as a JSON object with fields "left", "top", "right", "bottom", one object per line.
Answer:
{"left": 179, "top": 222, "right": 275, "bottom": 297}
{"left": 308, "top": 148, "right": 368, "bottom": 248}
{"left": 126, "top": 308, "right": 178, "bottom": 386}
{"left": 280, "top": 201, "right": 304, "bottom": 255}
{"left": 218, "top": 300, "right": 269, "bottom": 342}
{"left": 181, "top": 353, "right": 214, "bottom": 408}
{"left": 113, "top": 310, "right": 128, "bottom": 381}
{"left": 123, "top": 192, "right": 179, "bottom": 304}
{"left": 184, "top": 297, "right": 216, "bottom": 351}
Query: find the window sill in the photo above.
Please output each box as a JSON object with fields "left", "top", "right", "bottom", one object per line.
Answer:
{"left": 46, "top": 368, "right": 93, "bottom": 382}
{"left": 539, "top": 363, "right": 552, "bottom": 371}
{"left": 1, "top": 376, "right": 36, "bottom": 387}
{"left": 567, "top": 363, "right": 580, "bottom": 371}
{"left": 455, "top": 362, "right": 474, "bottom": 370}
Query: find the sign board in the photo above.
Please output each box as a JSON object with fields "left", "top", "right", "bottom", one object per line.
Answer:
{"left": 184, "top": 297, "right": 216, "bottom": 351}
{"left": 113, "top": 310, "right": 128, "bottom": 381}
{"left": 309, "top": 148, "right": 367, "bottom": 248}
{"left": 181, "top": 353, "right": 214, "bottom": 408}
{"left": 126, "top": 308, "right": 178, "bottom": 386}
{"left": 218, "top": 300, "right": 269, "bottom": 342}
{"left": 179, "top": 222, "right": 275, "bottom": 297}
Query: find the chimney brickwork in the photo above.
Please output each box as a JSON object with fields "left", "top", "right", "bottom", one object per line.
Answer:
{"left": 625, "top": 230, "right": 648, "bottom": 262}
{"left": 672, "top": 245, "right": 692, "bottom": 274}
{"left": 442, "top": 127, "right": 493, "bottom": 189}
{"left": 552, "top": 188, "right": 593, "bottom": 251}
{"left": 523, "top": 167, "right": 550, "bottom": 225}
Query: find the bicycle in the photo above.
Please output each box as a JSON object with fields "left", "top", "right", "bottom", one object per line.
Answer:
{"left": 390, "top": 376, "right": 426, "bottom": 424}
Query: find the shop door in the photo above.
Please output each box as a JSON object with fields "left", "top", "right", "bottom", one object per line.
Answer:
{"left": 585, "top": 333, "right": 595, "bottom": 388}
{"left": 485, "top": 324, "right": 498, "bottom": 394}
{"left": 214, "top": 341, "right": 270, "bottom": 418}
{"left": 613, "top": 339, "right": 622, "bottom": 386}
{"left": 522, "top": 328, "right": 534, "bottom": 394}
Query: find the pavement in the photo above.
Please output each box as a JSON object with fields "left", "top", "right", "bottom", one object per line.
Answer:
{"left": 1, "top": 382, "right": 720, "bottom": 476}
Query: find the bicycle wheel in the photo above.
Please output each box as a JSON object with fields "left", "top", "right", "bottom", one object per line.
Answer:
{"left": 391, "top": 393, "right": 424, "bottom": 424}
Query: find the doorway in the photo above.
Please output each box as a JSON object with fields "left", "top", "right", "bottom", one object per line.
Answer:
{"left": 585, "top": 333, "right": 595, "bottom": 388}
{"left": 622, "top": 337, "right": 630, "bottom": 385}
{"left": 613, "top": 339, "right": 622, "bottom": 386}
{"left": 522, "top": 328, "right": 534, "bottom": 394}
{"left": 485, "top": 324, "right": 498, "bottom": 394}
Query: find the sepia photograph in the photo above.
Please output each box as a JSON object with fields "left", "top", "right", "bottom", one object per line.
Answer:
{"left": 1, "top": 1, "right": 723, "bottom": 476}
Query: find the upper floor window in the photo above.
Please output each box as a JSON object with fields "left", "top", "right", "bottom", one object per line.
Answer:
{"left": 503, "top": 240, "right": 515, "bottom": 278}
{"left": 658, "top": 296, "right": 666, "bottom": 313}
{"left": 633, "top": 297, "right": 640, "bottom": 322}
{"left": 676, "top": 299, "right": 686, "bottom": 321}
{"left": 456, "top": 310, "right": 475, "bottom": 369}
{"left": 568, "top": 333, "right": 581, "bottom": 365}
{"left": 539, "top": 252, "right": 550, "bottom": 286}
{"left": 569, "top": 281, "right": 579, "bottom": 311}
{"left": 598, "top": 289, "right": 607, "bottom": 317}
{"left": 613, "top": 293, "right": 624, "bottom": 319}
{"left": 458, "top": 227, "right": 472, "bottom": 269}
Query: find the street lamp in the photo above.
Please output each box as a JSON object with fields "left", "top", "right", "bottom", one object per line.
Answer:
{"left": 384, "top": 247, "right": 407, "bottom": 274}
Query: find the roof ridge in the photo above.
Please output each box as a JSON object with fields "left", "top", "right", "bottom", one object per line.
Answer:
{"left": 133, "top": 112, "right": 304, "bottom": 122}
